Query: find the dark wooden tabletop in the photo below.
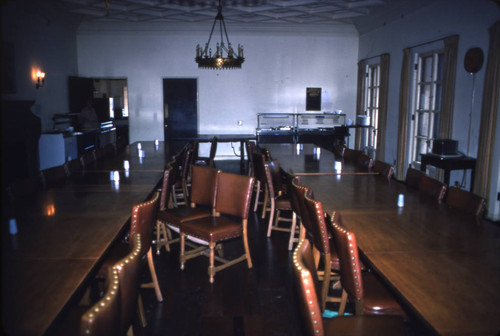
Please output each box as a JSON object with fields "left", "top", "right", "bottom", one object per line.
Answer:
{"left": 269, "top": 143, "right": 500, "bottom": 336}
{"left": 2, "top": 142, "right": 166, "bottom": 336}
{"left": 264, "top": 143, "right": 375, "bottom": 175}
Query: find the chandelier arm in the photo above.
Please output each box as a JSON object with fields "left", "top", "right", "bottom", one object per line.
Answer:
{"left": 204, "top": 16, "right": 219, "bottom": 54}
{"left": 221, "top": 19, "right": 232, "bottom": 53}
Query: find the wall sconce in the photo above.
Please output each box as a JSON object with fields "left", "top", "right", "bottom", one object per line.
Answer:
{"left": 36, "top": 71, "right": 45, "bottom": 89}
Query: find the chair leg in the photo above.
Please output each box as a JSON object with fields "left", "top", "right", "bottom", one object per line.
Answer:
{"left": 180, "top": 233, "right": 186, "bottom": 270}
{"left": 266, "top": 200, "right": 275, "bottom": 237}
{"left": 287, "top": 212, "right": 297, "bottom": 251}
{"left": 261, "top": 188, "right": 269, "bottom": 219}
{"left": 253, "top": 180, "right": 261, "bottom": 212}
{"left": 320, "top": 260, "right": 331, "bottom": 312}
{"left": 338, "top": 289, "right": 348, "bottom": 316}
{"left": 243, "top": 219, "right": 253, "bottom": 268}
{"left": 209, "top": 241, "right": 216, "bottom": 283}
{"left": 146, "top": 248, "right": 163, "bottom": 302}
{"left": 137, "top": 293, "right": 147, "bottom": 327}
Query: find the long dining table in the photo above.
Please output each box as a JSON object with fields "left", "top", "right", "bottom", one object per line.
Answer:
{"left": 266, "top": 143, "right": 500, "bottom": 336}
{"left": 2, "top": 141, "right": 167, "bottom": 336}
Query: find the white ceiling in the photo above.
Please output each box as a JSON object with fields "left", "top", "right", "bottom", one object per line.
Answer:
{"left": 52, "top": 0, "right": 434, "bottom": 31}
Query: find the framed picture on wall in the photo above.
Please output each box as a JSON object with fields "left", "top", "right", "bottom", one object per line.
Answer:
{"left": 306, "top": 87, "right": 321, "bottom": 111}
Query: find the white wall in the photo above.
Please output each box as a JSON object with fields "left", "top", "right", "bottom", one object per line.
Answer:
{"left": 358, "top": 0, "right": 500, "bottom": 220}
{"left": 76, "top": 23, "right": 359, "bottom": 151}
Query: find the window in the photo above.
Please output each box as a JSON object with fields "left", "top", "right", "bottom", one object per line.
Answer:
{"left": 410, "top": 51, "right": 444, "bottom": 164}
{"left": 363, "top": 64, "right": 380, "bottom": 158}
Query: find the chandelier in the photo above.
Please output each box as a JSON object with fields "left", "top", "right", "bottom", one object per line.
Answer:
{"left": 195, "top": 0, "right": 244, "bottom": 69}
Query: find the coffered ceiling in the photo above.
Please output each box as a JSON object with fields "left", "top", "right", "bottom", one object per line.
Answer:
{"left": 53, "top": 0, "right": 433, "bottom": 29}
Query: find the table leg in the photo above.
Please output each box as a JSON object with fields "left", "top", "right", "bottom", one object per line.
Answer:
{"left": 444, "top": 170, "right": 450, "bottom": 187}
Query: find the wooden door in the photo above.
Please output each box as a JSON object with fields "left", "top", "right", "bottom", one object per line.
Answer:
{"left": 163, "top": 78, "right": 198, "bottom": 140}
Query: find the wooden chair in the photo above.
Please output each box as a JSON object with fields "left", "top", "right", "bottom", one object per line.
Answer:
{"left": 114, "top": 234, "right": 146, "bottom": 335}
{"left": 79, "top": 267, "right": 120, "bottom": 336}
{"left": 80, "top": 150, "right": 96, "bottom": 168}
{"left": 97, "top": 193, "right": 163, "bottom": 305}
{"left": 40, "top": 164, "right": 68, "bottom": 188}
{"left": 156, "top": 165, "right": 220, "bottom": 254}
{"left": 418, "top": 175, "right": 447, "bottom": 201}
{"left": 445, "top": 187, "right": 486, "bottom": 218}
{"left": 405, "top": 167, "right": 425, "bottom": 189}
{"left": 263, "top": 161, "right": 297, "bottom": 249}
{"left": 373, "top": 160, "right": 394, "bottom": 179}
{"left": 330, "top": 217, "right": 407, "bottom": 318}
{"left": 289, "top": 179, "right": 314, "bottom": 243}
{"left": 356, "top": 154, "right": 373, "bottom": 170}
{"left": 303, "top": 194, "right": 345, "bottom": 313}
{"left": 179, "top": 172, "right": 255, "bottom": 283}
{"left": 93, "top": 147, "right": 107, "bottom": 161}
{"left": 342, "top": 148, "right": 363, "bottom": 162}
{"left": 293, "top": 239, "right": 406, "bottom": 336}
{"left": 64, "top": 158, "right": 83, "bottom": 175}
{"left": 170, "top": 147, "right": 192, "bottom": 207}
{"left": 194, "top": 136, "right": 217, "bottom": 167}
{"left": 251, "top": 151, "right": 268, "bottom": 213}
{"left": 129, "top": 192, "right": 163, "bottom": 302}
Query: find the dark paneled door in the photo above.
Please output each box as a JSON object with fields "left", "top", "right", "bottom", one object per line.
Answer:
{"left": 163, "top": 78, "right": 198, "bottom": 142}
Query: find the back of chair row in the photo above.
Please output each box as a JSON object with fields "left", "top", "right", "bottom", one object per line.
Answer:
{"left": 80, "top": 233, "right": 142, "bottom": 336}
{"left": 405, "top": 167, "right": 485, "bottom": 217}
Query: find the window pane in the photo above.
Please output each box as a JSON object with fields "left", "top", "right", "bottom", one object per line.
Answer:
{"left": 419, "top": 84, "right": 431, "bottom": 110}
{"left": 417, "top": 113, "right": 429, "bottom": 137}
{"left": 416, "top": 138, "right": 428, "bottom": 156}
{"left": 421, "top": 56, "right": 433, "bottom": 82}
{"left": 432, "top": 113, "right": 440, "bottom": 139}
{"left": 435, "top": 84, "right": 442, "bottom": 111}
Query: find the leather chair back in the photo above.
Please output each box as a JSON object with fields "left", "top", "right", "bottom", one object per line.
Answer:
{"left": 130, "top": 192, "right": 159, "bottom": 257}
{"left": 252, "top": 152, "right": 267, "bottom": 186}
{"left": 303, "top": 194, "right": 330, "bottom": 256}
{"left": 331, "top": 219, "right": 364, "bottom": 301}
{"left": 357, "top": 154, "right": 373, "bottom": 170}
{"left": 268, "top": 159, "right": 285, "bottom": 194}
{"left": 79, "top": 267, "right": 120, "bottom": 336}
{"left": 373, "top": 160, "right": 394, "bottom": 179}
{"left": 115, "top": 233, "right": 142, "bottom": 334}
{"left": 343, "top": 148, "right": 363, "bottom": 162}
{"left": 405, "top": 167, "right": 425, "bottom": 189}
{"left": 292, "top": 238, "right": 324, "bottom": 336}
{"left": 215, "top": 172, "right": 254, "bottom": 219}
{"left": 418, "top": 175, "right": 447, "bottom": 201}
{"left": 290, "top": 180, "right": 314, "bottom": 235}
{"left": 446, "top": 187, "right": 486, "bottom": 218}
{"left": 190, "top": 165, "right": 221, "bottom": 208}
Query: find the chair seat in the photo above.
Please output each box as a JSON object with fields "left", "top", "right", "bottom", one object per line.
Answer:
{"left": 158, "top": 207, "right": 211, "bottom": 226}
{"left": 181, "top": 216, "right": 243, "bottom": 243}
{"left": 362, "top": 273, "right": 407, "bottom": 317}
{"left": 324, "top": 315, "right": 405, "bottom": 336}
{"left": 275, "top": 195, "right": 292, "bottom": 210}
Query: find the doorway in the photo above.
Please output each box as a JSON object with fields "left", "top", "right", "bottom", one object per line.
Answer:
{"left": 163, "top": 78, "right": 198, "bottom": 141}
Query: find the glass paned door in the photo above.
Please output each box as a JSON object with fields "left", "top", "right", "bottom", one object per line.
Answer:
{"left": 411, "top": 52, "right": 443, "bottom": 164}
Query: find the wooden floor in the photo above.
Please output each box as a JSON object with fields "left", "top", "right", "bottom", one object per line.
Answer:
{"left": 132, "top": 160, "right": 430, "bottom": 336}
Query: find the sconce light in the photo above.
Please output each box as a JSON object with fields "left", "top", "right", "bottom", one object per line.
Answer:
{"left": 36, "top": 71, "right": 45, "bottom": 89}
